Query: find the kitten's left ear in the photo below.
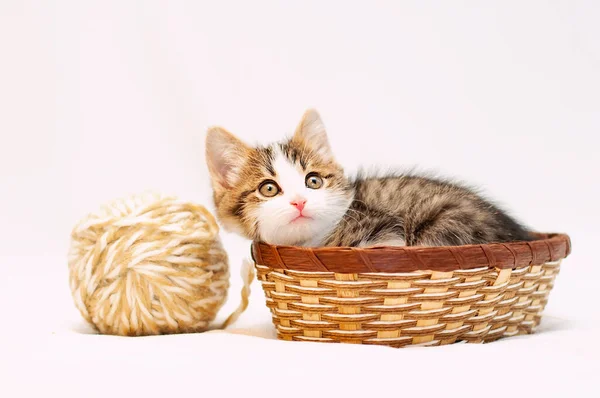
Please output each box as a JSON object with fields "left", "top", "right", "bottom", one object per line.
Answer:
{"left": 205, "top": 126, "right": 250, "bottom": 190}
{"left": 292, "top": 108, "right": 334, "bottom": 161}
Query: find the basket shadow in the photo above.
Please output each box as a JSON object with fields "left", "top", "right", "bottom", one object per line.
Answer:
{"left": 534, "top": 315, "right": 575, "bottom": 334}
{"left": 66, "top": 315, "right": 573, "bottom": 342}
{"left": 205, "top": 321, "right": 278, "bottom": 340}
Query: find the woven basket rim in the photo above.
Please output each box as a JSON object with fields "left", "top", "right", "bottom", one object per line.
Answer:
{"left": 251, "top": 232, "right": 571, "bottom": 273}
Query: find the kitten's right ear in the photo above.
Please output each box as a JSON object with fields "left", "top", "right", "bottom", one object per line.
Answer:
{"left": 292, "top": 108, "right": 334, "bottom": 161}
{"left": 205, "top": 126, "right": 250, "bottom": 189}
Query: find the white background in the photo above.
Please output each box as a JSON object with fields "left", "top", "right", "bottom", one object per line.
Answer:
{"left": 1, "top": 1, "right": 599, "bottom": 397}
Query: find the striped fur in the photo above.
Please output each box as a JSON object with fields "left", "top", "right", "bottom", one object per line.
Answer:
{"left": 205, "top": 109, "right": 533, "bottom": 247}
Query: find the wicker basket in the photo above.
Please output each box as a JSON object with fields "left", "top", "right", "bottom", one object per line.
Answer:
{"left": 250, "top": 232, "right": 571, "bottom": 347}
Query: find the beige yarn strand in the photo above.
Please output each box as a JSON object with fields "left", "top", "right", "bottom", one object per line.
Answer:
{"left": 221, "top": 257, "right": 255, "bottom": 329}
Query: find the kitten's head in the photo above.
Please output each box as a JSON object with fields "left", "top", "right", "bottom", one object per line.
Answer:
{"left": 205, "top": 109, "right": 353, "bottom": 246}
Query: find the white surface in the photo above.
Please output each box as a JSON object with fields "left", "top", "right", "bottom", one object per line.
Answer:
{"left": 1, "top": 1, "right": 599, "bottom": 397}
{"left": 1, "top": 250, "right": 599, "bottom": 398}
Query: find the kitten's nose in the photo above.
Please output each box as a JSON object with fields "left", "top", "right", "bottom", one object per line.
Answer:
{"left": 290, "top": 199, "right": 306, "bottom": 212}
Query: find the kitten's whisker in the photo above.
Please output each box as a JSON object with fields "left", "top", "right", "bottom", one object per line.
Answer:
{"left": 350, "top": 199, "right": 369, "bottom": 208}
{"left": 341, "top": 212, "right": 361, "bottom": 226}
{"left": 347, "top": 208, "right": 366, "bottom": 218}
{"left": 346, "top": 209, "right": 366, "bottom": 222}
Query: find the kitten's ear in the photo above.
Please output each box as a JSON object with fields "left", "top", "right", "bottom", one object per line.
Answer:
{"left": 292, "top": 108, "right": 334, "bottom": 160}
{"left": 205, "top": 126, "right": 250, "bottom": 189}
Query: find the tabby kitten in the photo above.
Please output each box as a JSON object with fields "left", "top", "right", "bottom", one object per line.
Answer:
{"left": 205, "top": 109, "right": 533, "bottom": 247}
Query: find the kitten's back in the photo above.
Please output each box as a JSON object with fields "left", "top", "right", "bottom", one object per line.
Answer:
{"left": 325, "top": 172, "right": 533, "bottom": 247}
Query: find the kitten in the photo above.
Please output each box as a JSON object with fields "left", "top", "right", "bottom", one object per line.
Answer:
{"left": 204, "top": 109, "right": 533, "bottom": 247}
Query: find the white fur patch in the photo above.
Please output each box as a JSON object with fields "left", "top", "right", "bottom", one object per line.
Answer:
{"left": 255, "top": 147, "right": 350, "bottom": 246}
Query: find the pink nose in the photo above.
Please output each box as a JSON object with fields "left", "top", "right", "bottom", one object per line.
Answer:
{"left": 290, "top": 199, "right": 306, "bottom": 212}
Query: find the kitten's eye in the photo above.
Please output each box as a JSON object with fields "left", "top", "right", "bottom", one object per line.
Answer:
{"left": 258, "top": 180, "right": 280, "bottom": 197}
{"left": 305, "top": 173, "right": 323, "bottom": 189}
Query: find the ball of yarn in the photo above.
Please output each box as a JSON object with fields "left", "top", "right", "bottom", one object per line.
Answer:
{"left": 68, "top": 193, "right": 230, "bottom": 336}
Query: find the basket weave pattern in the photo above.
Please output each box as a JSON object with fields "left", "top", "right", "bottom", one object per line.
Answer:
{"left": 251, "top": 233, "right": 570, "bottom": 347}
{"left": 255, "top": 261, "right": 560, "bottom": 346}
